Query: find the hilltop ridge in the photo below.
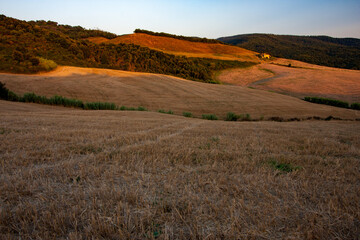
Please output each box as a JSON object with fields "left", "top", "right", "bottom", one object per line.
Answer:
{"left": 219, "top": 33, "right": 360, "bottom": 70}
{"left": 0, "top": 15, "right": 255, "bottom": 83}
{"left": 87, "top": 32, "right": 259, "bottom": 62}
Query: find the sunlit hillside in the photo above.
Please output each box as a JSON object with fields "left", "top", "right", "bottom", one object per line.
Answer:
{"left": 87, "top": 33, "right": 260, "bottom": 62}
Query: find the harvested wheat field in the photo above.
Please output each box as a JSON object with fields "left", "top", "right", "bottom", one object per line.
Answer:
{"left": 218, "top": 58, "right": 360, "bottom": 103}
{"left": 87, "top": 33, "right": 259, "bottom": 62}
{"left": 0, "top": 100, "right": 359, "bottom": 239}
{"left": 1, "top": 66, "right": 359, "bottom": 120}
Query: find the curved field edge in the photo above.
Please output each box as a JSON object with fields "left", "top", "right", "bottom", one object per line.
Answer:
{"left": 0, "top": 66, "right": 359, "bottom": 120}
{"left": 217, "top": 59, "right": 360, "bottom": 103}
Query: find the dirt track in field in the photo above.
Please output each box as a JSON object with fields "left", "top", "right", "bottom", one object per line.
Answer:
{"left": 1, "top": 66, "right": 359, "bottom": 120}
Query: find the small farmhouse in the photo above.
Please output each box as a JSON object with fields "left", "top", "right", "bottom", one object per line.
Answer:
{"left": 260, "top": 53, "right": 271, "bottom": 59}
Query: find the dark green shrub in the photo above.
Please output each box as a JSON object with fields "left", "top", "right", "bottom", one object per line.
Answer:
{"left": 202, "top": 114, "right": 218, "bottom": 120}
{"left": 0, "top": 82, "right": 9, "bottom": 100}
{"left": 7, "top": 91, "right": 20, "bottom": 101}
{"left": 158, "top": 109, "right": 173, "bottom": 114}
{"left": 351, "top": 103, "right": 360, "bottom": 110}
{"left": 22, "top": 92, "right": 39, "bottom": 103}
{"left": 183, "top": 112, "right": 193, "bottom": 118}
{"left": 304, "top": 97, "right": 349, "bottom": 108}
{"left": 84, "top": 102, "right": 116, "bottom": 110}
{"left": 238, "top": 113, "right": 251, "bottom": 121}
{"left": 137, "top": 106, "right": 147, "bottom": 111}
{"left": 225, "top": 112, "right": 239, "bottom": 121}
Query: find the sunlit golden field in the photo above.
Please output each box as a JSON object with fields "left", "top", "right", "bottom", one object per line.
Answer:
{"left": 1, "top": 100, "right": 359, "bottom": 239}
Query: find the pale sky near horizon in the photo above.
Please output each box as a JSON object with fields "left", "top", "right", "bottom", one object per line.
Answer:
{"left": 1, "top": 0, "right": 359, "bottom": 38}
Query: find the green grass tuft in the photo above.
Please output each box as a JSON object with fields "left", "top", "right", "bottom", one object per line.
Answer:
{"left": 268, "top": 160, "right": 300, "bottom": 173}
{"left": 182, "top": 112, "right": 193, "bottom": 118}
{"left": 202, "top": 114, "right": 218, "bottom": 120}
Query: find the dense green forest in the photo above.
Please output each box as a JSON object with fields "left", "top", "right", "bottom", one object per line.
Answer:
{"left": 219, "top": 34, "right": 360, "bottom": 70}
{"left": 134, "top": 29, "right": 226, "bottom": 44}
{"left": 0, "top": 15, "right": 254, "bottom": 83}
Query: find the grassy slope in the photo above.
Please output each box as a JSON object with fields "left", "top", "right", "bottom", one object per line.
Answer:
{"left": 1, "top": 66, "right": 358, "bottom": 120}
{"left": 218, "top": 34, "right": 360, "bottom": 70}
{"left": 1, "top": 100, "right": 359, "bottom": 239}
{"left": 217, "top": 58, "right": 360, "bottom": 103}
{"left": 87, "top": 33, "right": 259, "bottom": 62}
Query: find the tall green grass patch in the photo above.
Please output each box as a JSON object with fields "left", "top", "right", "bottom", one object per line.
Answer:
{"left": 202, "top": 114, "right": 218, "bottom": 120}
{"left": 84, "top": 102, "right": 116, "bottom": 110}
{"left": 225, "top": 112, "right": 239, "bottom": 121}
{"left": 183, "top": 112, "right": 193, "bottom": 118}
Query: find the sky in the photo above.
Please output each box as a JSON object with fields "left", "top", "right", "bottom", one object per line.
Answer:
{"left": 1, "top": 0, "right": 360, "bottom": 38}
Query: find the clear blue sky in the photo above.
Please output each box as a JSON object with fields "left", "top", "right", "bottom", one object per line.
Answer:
{"left": 1, "top": 0, "right": 359, "bottom": 38}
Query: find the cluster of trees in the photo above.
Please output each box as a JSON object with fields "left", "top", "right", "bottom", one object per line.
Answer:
{"left": 32, "top": 20, "right": 118, "bottom": 40}
{"left": 0, "top": 15, "right": 254, "bottom": 83}
{"left": 219, "top": 34, "right": 360, "bottom": 70}
{"left": 134, "top": 29, "right": 226, "bottom": 44}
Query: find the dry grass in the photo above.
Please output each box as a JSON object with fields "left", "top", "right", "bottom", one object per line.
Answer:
{"left": 1, "top": 66, "right": 359, "bottom": 120}
{"left": 0, "top": 100, "right": 359, "bottom": 239}
{"left": 87, "top": 34, "right": 260, "bottom": 62}
{"left": 218, "top": 58, "right": 360, "bottom": 103}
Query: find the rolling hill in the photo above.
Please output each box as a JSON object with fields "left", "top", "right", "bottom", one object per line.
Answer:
{"left": 217, "top": 58, "right": 360, "bottom": 103}
{"left": 218, "top": 34, "right": 360, "bottom": 70}
{"left": 1, "top": 66, "right": 358, "bottom": 120}
{"left": 0, "top": 15, "right": 255, "bottom": 83}
{"left": 87, "top": 32, "right": 259, "bottom": 62}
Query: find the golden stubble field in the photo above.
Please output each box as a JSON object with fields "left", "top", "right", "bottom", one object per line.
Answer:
{"left": 218, "top": 58, "right": 360, "bottom": 103}
{"left": 0, "top": 100, "right": 359, "bottom": 239}
{"left": 1, "top": 66, "right": 359, "bottom": 120}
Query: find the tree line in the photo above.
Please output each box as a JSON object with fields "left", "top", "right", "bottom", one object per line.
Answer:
{"left": 134, "top": 29, "right": 226, "bottom": 44}
{"left": 0, "top": 15, "right": 255, "bottom": 83}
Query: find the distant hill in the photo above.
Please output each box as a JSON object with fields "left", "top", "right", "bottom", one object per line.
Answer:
{"left": 133, "top": 29, "right": 225, "bottom": 44}
{"left": 218, "top": 34, "right": 360, "bottom": 70}
{"left": 86, "top": 32, "right": 259, "bottom": 62}
{"left": 0, "top": 15, "right": 255, "bottom": 83}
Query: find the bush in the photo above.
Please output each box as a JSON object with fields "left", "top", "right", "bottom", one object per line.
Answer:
{"left": 225, "top": 112, "right": 239, "bottom": 121}
{"left": 137, "top": 106, "right": 147, "bottom": 111}
{"left": 84, "top": 102, "right": 116, "bottom": 110}
{"left": 238, "top": 113, "right": 251, "bottom": 121}
{"left": 158, "top": 109, "right": 173, "bottom": 114}
{"left": 304, "top": 97, "right": 349, "bottom": 108}
{"left": 38, "top": 58, "right": 57, "bottom": 71}
{"left": 351, "top": 103, "right": 360, "bottom": 110}
{"left": 0, "top": 82, "right": 9, "bottom": 100}
{"left": 202, "top": 114, "right": 218, "bottom": 120}
{"left": 183, "top": 112, "right": 193, "bottom": 118}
